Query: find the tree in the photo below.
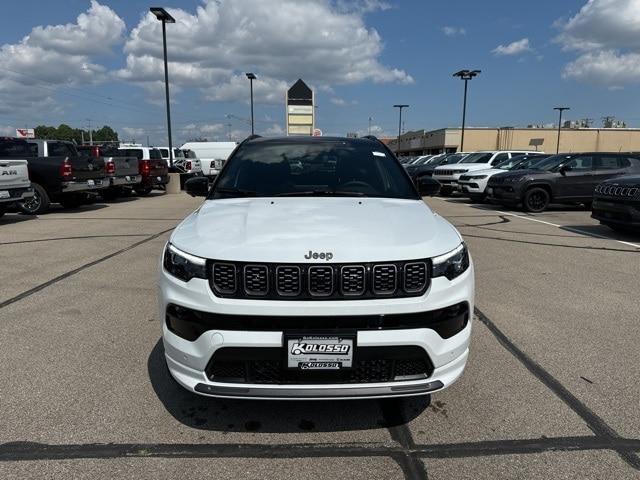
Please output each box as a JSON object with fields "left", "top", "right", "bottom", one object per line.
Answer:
{"left": 34, "top": 124, "right": 119, "bottom": 144}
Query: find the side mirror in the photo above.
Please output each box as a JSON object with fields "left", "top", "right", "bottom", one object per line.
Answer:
{"left": 417, "top": 176, "right": 441, "bottom": 196}
{"left": 559, "top": 164, "right": 571, "bottom": 175}
{"left": 184, "top": 176, "right": 209, "bottom": 197}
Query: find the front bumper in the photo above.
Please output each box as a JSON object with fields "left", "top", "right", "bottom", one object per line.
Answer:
{"left": 109, "top": 174, "right": 142, "bottom": 187}
{"left": 0, "top": 186, "right": 34, "bottom": 203}
{"left": 458, "top": 178, "right": 490, "bottom": 195}
{"left": 486, "top": 184, "right": 521, "bottom": 203}
{"left": 592, "top": 198, "right": 640, "bottom": 227}
{"left": 158, "top": 261, "right": 474, "bottom": 400}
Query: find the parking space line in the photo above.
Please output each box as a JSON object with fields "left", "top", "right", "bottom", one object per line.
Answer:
{"left": 493, "top": 209, "right": 640, "bottom": 249}
{"left": 0, "top": 233, "right": 149, "bottom": 246}
{"left": 0, "top": 227, "right": 174, "bottom": 310}
{"left": 475, "top": 307, "right": 640, "bottom": 470}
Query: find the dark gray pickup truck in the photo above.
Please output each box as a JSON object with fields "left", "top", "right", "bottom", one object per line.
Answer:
{"left": 14, "top": 139, "right": 108, "bottom": 214}
{"left": 77, "top": 145, "right": 141, "bottom": 200}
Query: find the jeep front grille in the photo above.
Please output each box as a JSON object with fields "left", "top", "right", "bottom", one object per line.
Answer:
{"left": 209, "top": 260, "right": 431, "bottom": 300}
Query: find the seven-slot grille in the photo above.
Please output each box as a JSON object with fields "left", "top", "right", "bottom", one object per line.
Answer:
{"left": 209, "top": 260, "right": 430, "bottom": 300}
{"left": 436, "top": 169, "right": 468, "bottom": 176}
{"left": 595, "top": 184, "right": 640, "bottom": 198}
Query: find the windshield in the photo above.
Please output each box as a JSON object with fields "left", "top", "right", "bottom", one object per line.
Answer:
{"left": 462, "top": 152, "right": 494, "bottom": 163}
{"left": 529, "top": 154, "right": 571, "bottom": 171}
{"left": 442, "top": 153, "right": 468, "bottom": 165}
{"left": 412, "top": 156, "right": 432, "bottom": 166}
{"left": 212, "top": 140, "right": 419, "bottom": 199}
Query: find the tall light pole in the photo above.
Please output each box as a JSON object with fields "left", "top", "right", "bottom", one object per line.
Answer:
{"left": 393, "top": 104, "right": 409, "bottom": 155}
{"left": 368, "top": 116, "right": 373, "bottom": 135}
{"left": 245, "top": 73, "right": 256, "bottom": 135}
{"left": 453, "top": 69, "right": 481, "bottom": 152}
{"left": 150, "top": 7, "right": 176, "bottom": 169}
{"left": 554, "top": 107, "right": 570, "bottom": 154}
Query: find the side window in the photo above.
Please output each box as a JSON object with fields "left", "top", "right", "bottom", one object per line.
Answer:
{"left": 48, "top": 142, "right": 66, "bottom": 156}
{"left": 620, "top": 157, "right": 633, "bottom": 168}
{"left": 565, "top": 156, "right": 593, "bottom": 171}
{"left": 150, "top": 149, "right": 161, "bottom": 160}
{"left": 595, "top": 155, "right": 620, "bottom": 170}
{"left": 492, "top": 153, "right": 509, "bottom": 165}
{"left": 27, "top": 143, "right": 38, "bottom": 157}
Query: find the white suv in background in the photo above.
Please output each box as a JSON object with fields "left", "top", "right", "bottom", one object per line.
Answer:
{"left": 159, "top": 136, "right": 474, "bottom": 400}
{"left": 458, "top": 153, "right": 549, "bottom": 202}
{"left": 433, "top": 150, "right": 540, "bottom": 196}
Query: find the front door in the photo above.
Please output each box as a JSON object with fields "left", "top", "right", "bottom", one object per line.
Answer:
{"left": 555, "top": 155, "right": 594, "bottom": 199}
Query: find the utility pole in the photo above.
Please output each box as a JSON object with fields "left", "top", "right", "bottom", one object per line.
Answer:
{"left": 368, "top": 116, "right": 372, "bottom": 135}
{"left": 393, "top": 104, "right": 409, "bottom": 155}
{"left": 554, "top": 107, "right": 570, "bottom": 154}
{"left": 85, "top": 118, "right": 93, "bottom": 146}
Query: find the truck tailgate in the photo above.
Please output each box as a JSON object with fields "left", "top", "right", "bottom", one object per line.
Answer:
{"left": 105, "top": 156, "right": 139, "bottom": 177}
{"left": 68, "top": 156, "right": 105, "bottom": 181}
{"left": 150, "top": 158, "right": 168, "bottom": 177}
{"left": 0, "top": 159, "right": 30, "bottom": 189}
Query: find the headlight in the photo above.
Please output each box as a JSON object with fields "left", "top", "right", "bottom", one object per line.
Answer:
{"left": 163, "top": 243, "right": 207, "bottom": 282}
{"left": 468, "top": 175, "right": 488, "bottom": 180}
{"left": 432, "top": 243, "right": 470, "bottom": 280}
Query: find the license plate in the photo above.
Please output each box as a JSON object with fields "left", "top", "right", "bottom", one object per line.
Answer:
{"left": 0, "top": 190, "right": 9, "bottom": 199}
{"left": 286, "top": 335, "right": 354, "bottom": 370}
{"left": 87, "top": 180, "right": 95, "bottom": 187}
{"left": 487, "top": 187, "right": 493, "bottom": 195}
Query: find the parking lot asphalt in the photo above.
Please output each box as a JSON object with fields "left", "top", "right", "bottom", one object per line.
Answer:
{"left": 1, "top": 193, "right": 639, "bottom": 479}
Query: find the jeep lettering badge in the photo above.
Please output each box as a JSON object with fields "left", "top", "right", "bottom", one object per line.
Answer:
{"left": 304, "top": 250, "right": 333, "bottom": 261}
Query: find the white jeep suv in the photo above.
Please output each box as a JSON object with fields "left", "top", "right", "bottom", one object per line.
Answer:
{"left": 433, "top": 150, "right": 539, "bottom": 196}
{"left": 158, "top": 136, "right": 474, "bottom": 400}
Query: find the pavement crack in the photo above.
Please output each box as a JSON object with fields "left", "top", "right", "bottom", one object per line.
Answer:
{"left": 0, "top": 227, "right": 174, "bottom": 310}
{"left": 475, "top": 306, "right": 640, "bottom": 470}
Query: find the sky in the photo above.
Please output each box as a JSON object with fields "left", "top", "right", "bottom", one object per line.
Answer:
{"left": 1, "top": 0, "right": 640, "bottom": 146}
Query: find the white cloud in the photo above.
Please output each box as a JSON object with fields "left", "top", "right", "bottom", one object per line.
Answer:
{"left": 334, "top": 0, "right": 392, "bottom": 13}
{"left": 492, "top": 38, "right": 531, "bottom": 56}
{"left": 557, "top": 0, "right": 640, "bottom": 51}
{"left": 557, "top": 0, "right": 640, "bottom": 85}
{"left": 122, "top": 127, "right": 145, "bottom": 137}
{"left": 0, "top": 1, "right": 124, "bottom": 113}
{"left": 263, "top": 123, "right": 285, "bottom": 136}
{"left": 442, "top": 26, "right": 466, "bottom": 37}
{"left": 118, "top": 0, "right": 412, "bottom": 103}
{"left": 562, "top": 50, "right": 640, "bottom": 84}
{"left": 330, "top": 97, "right": 347, "bottom": 106}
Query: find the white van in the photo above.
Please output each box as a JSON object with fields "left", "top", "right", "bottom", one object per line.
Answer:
{"left": 180, "top": 141, "right": 237, "bottom": 178}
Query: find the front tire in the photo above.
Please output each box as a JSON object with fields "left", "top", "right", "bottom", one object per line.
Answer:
{"left": 523, "top": 187, "right": 550, "bottom": 213}
{"left": 18, "top": 183, "right": 50, "bottom": 215}
{"left": 439, "top": 186, "right": 453, "bottom": 197}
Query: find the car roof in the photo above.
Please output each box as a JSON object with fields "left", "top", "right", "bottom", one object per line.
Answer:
{"left": 245, "top": 136, "right": 382, "bottom": 148}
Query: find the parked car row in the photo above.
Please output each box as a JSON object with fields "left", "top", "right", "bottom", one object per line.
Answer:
{"left": 404, "top": 149, "right": 640, "bottom": 232}
{"left": 0, "top": 138, "right": 170, "bottom": 216}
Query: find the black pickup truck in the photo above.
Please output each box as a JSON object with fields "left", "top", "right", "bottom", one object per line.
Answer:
{"left": 10, "top": 139, "right": 108, "bottom": 214}
{"left": 77, "top": 145, "right": 141, "bottom": 200}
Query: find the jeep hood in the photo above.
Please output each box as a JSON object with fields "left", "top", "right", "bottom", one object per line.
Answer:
{"left": 170, "top": 197, "right": 462, "bottom": 263}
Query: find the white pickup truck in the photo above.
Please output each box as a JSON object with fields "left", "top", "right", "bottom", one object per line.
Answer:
{"left": 0, "top": 139, "right": 34, "bottom": 218}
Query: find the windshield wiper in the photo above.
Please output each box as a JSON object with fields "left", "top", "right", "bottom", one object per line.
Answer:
{"left": 214, "top": 187, "right": 257, "bottom": 197}
{"left": 276, "top": 190, "right": 366, "bottom": 197}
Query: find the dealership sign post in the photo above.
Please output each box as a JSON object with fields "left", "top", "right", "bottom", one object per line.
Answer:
{"left": 15, "top": 128, "right": 35, "bottom": 139}
{"left": 286, "top": 79, "right": 314, "bottom": 136}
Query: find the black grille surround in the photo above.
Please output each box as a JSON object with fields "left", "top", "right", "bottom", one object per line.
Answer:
{"left": 208, "top": 259, "right": 431, "bottom": 300}
{"left": 206, "top": 346, "right": 434, "bottom": 385}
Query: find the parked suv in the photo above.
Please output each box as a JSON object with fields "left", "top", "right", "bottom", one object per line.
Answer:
{"left": 592, "top": 176, "right": 640, "bottom": 231}
{"left": 486, "top": 153, "right": 640, "bottom": 212}
{"left": 458, "top": 153, "right": 549, "bottom": 202}
{"left": 433, "top": 150, "right": 538, "bottom": 196}
{"left": 159, "top": 136, "right": 474, "bottom": 400}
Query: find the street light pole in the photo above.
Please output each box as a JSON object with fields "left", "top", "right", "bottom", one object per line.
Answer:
{"left": 246, "top": 73, "right": 256, "bottom": 136}
{"left": 393, "top": 105, "right": 409, "bottom": 155}
{"left": 554, "top": 107, "right": 570, "bottom": 154}
{"left": 150, "top": 7, "right": 176, "bottom": 169}
{"left": 453, "top": 69, "right": 481, "bottom": 152}
{"left": 368, "top": 116, "right": 372, "bottom": 136}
